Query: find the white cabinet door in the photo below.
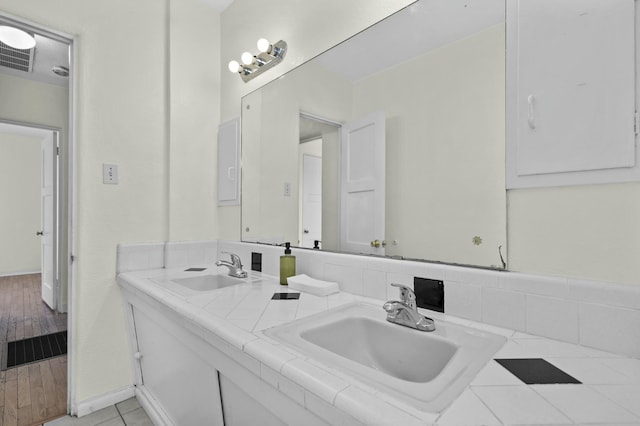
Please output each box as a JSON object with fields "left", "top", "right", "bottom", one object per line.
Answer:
{"left": 219, "top": 374, "right": 286, "bottom": 426}
{"left": 218, "top": 118, "right": 240, "bottom": 206}
{"left": 340, "top": 111, "right": 386, "bottom": 255}
{"left": 507, "top": 0, "right": 636, "bottom": 188}
{"left": 133, "top": 307, "right": 224, "bottom": 425}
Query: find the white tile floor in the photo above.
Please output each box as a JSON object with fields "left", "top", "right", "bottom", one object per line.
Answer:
{"left": 44, "top": 398, "right": 152, "bottom": 426}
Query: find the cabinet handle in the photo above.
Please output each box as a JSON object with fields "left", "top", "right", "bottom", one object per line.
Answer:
{"left": 527, "top": 94, "right": 536, "bottom": 130}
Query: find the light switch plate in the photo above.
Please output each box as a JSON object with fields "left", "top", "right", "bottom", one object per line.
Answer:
{"left": 103, "top": 164, "right": 118, "bottom": 184}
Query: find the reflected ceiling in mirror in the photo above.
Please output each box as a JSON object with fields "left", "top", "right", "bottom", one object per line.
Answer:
{"left": 241, "top": 0, "right": 507, "bottom": 269}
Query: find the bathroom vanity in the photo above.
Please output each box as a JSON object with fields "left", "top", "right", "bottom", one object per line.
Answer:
{"left": 118, "top": 265, "right": 499, "bottom": 425}
{"left": 117, "top": 240, "right": 640, "bottom": 425}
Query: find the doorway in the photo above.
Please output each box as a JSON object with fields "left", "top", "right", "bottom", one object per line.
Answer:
{"left": 298, "top": 112, "right": 342, "bottom": 250}
{"left": 0, "top": 121, "right": 67, "bottom": 426}
{"left": 0, "top": 122, "right": 60, "bottom": 309}
{"left": 0, "top": 12, "right": 73, "bottom": 424}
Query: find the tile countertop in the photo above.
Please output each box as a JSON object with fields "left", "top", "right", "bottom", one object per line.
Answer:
{"left": 117, "top": 266, "right": 640, "bottom": 426}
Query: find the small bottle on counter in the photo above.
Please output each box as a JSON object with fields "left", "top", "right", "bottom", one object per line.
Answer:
{"left": 280, "top": 242, "right": 296, "bottom": 285}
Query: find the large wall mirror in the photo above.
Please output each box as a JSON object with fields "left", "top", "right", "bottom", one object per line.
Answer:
{"left": 241, "top": 0, "right": 507, "bottom": 268}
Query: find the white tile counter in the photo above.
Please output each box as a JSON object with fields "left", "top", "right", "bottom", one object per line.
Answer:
{"left": 118, "top": 265, "right": 640, "bottom": 426}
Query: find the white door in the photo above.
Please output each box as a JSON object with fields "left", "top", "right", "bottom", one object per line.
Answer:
{"left": 301, "top": 154, "right": 322, "bottom": 248}
{"left": 40, "top": 132, "right": 57, "bottom": 310}
{"left": 340, "top": 111, "right": 385, "bottom": 255}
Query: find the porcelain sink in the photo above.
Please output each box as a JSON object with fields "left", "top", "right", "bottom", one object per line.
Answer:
{"left": 265, "top": 302, "right": 505, "bottom": 412}
{"left": 301, "top": 315, "right": 457, "bottom": 383}
{"left": 171, "top": 274, "right": 244, "bottom": 291}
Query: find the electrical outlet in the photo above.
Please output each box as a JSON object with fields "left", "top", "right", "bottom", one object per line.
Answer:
{"left": 251, "top": 252, "right": 262, "bottom": 272}
{"left": 103, "top": 164, "right": 118, "bottom": 184}
{"left": 284, "top": 182, "right": 291, "bottom": 196}
{"left": 414, "top": 277, "right": 444, "bottom": 312}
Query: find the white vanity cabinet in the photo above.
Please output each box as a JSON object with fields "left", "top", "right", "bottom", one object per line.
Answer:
{"left": 131, "top": 305, "right": 225, "bottom": 425}
{"left": 120, "top": 285, "right": 330, "bottom": 426}
{"left": 506, "top": 0, "right": 638, "bottom": 188}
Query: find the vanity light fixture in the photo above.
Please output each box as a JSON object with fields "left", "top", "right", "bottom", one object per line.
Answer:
{"left": 0, "top": 26, "right": 36, "bottom": 50}
{"left": 228, "top": 38, "right": 287, "bottom": 82}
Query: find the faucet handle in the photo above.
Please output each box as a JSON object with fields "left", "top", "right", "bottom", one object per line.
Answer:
{"left": 390, "top": 283, "right": 416, "bottom": 310}
{"left": 221, "top": 251, "right": 242, "bottom": 267}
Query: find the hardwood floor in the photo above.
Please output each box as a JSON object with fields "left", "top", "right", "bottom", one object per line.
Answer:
{"left": 0, "top": 274, "right": 67, "bottom": 426}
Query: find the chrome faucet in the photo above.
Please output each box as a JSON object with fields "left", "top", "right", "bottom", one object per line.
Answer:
{"left": 215, "top": 251, "right": 248, "bottom": 278}
{"left": 383, "top": 283, "right": 435, "bottom": 332}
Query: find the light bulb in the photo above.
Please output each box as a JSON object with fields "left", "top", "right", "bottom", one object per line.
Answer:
{"left": 0, "top": 26, "right": 36, "bottom": 50}
{"left": 257, "top": 38, "right": 270, "bottom": 53}
{"left": 241, "top": 52, "right": 254, "bottom": 65}
{"left": 228, "top": 60, "right": 240, "bottom": 73}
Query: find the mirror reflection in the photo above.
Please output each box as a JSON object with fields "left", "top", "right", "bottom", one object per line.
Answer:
{"left": 241, "top": 0, "right": 507, "bottom": 268}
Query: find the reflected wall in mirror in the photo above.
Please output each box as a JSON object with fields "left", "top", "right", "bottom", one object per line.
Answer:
{"left": 242, "top": 0, "right": 507, "bottom": 268}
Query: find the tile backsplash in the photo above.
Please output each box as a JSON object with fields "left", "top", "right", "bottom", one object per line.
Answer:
{"left": 117, "top": 239, "right": 640, "bottom": 359}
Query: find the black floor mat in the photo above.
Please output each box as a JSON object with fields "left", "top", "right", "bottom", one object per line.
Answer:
{"left": 2, "top": 330, "right": 67, "bottom": 370}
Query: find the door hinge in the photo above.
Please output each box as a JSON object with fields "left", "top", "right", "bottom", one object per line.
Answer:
{"left": 70, "top": 254, "right": 75, "bottom": 263}
{"left": 56, "top": 146, "right": 60, "bottom": 155}
{"left": 635, "top": 111, "right": 639, "bottom": 136}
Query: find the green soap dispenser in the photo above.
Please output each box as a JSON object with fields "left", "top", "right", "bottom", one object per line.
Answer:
{"left": 280, "top": 242, "right": 296, "bottom": 285}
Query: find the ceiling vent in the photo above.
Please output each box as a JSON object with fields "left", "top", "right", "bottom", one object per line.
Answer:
{"left": 0, "top": 40, "right": 34, "bottom": 73}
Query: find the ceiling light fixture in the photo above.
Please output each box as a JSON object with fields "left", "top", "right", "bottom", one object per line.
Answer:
{"left": 0, "top": 26, "right": 36, "bottom": 50}
{"left": 228, "top": 38, "right": 287, "bottom": 83}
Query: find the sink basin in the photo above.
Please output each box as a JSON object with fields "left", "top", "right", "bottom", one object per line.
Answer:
{"left": 301, "top": 316, "right": 457, "bottom": 383}
{"left": 172, "top": 274, "right": 244, "bottom": 291}
{"left": 266, "top": 302, "right": 505, "bottom": 412}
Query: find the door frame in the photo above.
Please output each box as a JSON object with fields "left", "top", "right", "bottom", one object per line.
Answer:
{"left": 0, "top": 120, "right": 60, "bottom": 307}
{"left": 0, "top": 11, "right": 77, "bottom": 416}
{"left": 299, "top": 111, "right": 343, "bottom": 250}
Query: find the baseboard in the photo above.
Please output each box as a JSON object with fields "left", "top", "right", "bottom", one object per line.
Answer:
{"left": 74, "top": 385, "right": 135, "bottom": 418}
{"left": 0, "top": 270, "right": 41, "bottom": 278}
{"left": 135, "top": 385, "right": 173, "bottom": 426}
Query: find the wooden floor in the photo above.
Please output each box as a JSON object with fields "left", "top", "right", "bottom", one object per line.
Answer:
{"left": 0, "top": 274, "right": 67, "bottom": 426}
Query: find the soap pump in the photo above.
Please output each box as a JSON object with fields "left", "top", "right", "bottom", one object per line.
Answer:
{"left": 280, "top": 242, "right": 296, "bottom": 285}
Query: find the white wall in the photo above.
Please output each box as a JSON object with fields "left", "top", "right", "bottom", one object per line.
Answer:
{"left": 352, "top": 24, "right": 506, "bottom": 267}
{"left": 0, "top": 133, "right": 41, "bottom": 275}
{"left": 508, "top": 183, "right": 640, "bottom": 285}
{"left": 320, "top": 129, "right": 340, "bottom": 251}
{"left": 1, "top": 0, "right": 223, "bottom": 407}
{"left": 169, "top": 0, "right": 221, "bottom": 241}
